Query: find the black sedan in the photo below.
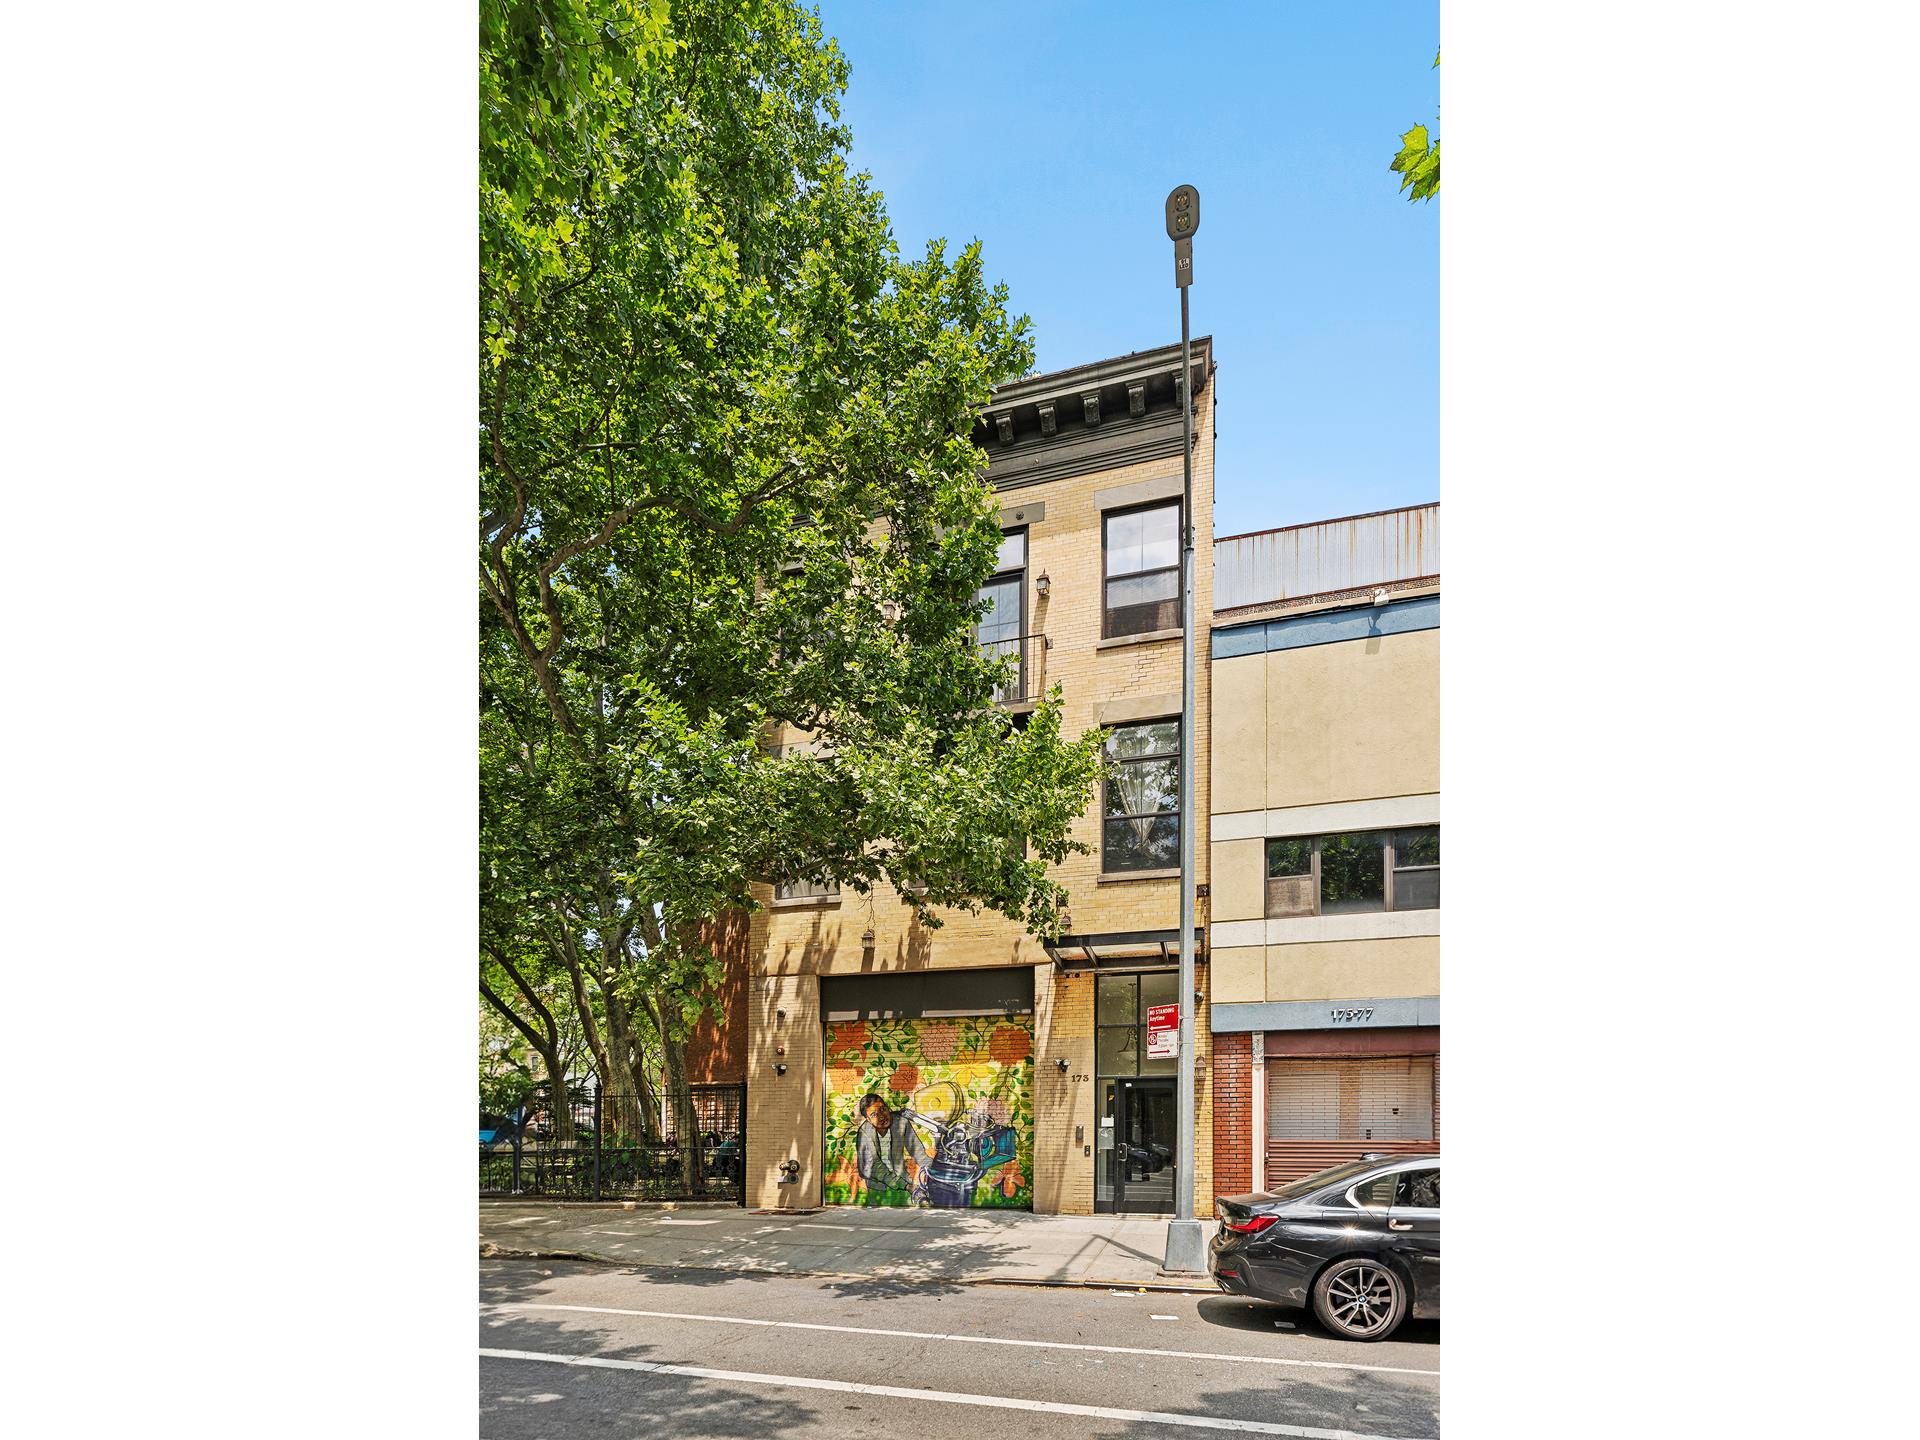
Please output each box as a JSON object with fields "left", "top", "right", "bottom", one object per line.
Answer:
{"left": 1210, "top": 1154, "right": 1439, "bottom": 1341}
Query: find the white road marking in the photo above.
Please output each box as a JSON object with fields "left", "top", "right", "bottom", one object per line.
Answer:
{"left": 649, "top": 1217, "right": 720, "bottom": 1226}
{"left": 1152, "top": 1313, "right": 1179, "bottom": 1321}
{"left": 481, "top": 1347, "right": 1422, "bottom": 1439}
{"left": 484, "top": 1301, "right": 1439, "bottom": 1377}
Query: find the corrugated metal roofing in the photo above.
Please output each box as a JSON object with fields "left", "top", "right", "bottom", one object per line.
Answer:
{"left": 1214, "top": 503, "right": 1439, "bottom": 610}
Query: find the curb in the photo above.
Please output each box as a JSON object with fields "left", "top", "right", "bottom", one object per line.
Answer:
{"left": 478, "top": 1243, "right": 1219, "bottom": 1294}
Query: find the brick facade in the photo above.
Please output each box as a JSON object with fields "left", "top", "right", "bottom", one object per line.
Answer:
{"left": 684, "top": 910, "right": 751, "bottom": 1084}
{"left": 1210, "top": 1030, "right": 1253, "bottom": 1198}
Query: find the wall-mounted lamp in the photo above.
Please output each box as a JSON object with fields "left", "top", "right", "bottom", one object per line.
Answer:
{"left": 776, "top": 1008, "right": 786, "bottom": 1023}
{"left": 1035, "top": 571, "right": 1051, "bottom": 597}
{"left": 1372, "top": 587, "right": 1389, "bottom": 606}
{"left": 773, "top": 1062, "right": 788, "bottom": 1076}
{"left": 1054, "top": 1057, "right": 1070, "bottom": 1073}
{"left": 880, "top": 599, "right": 902, "bottom": 623}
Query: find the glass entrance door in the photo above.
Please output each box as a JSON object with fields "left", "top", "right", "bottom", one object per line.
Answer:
{"left": 1111, "top": 1077, "right": 1177, "bottom": 1213}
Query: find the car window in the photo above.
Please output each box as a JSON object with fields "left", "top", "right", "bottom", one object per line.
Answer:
{"left": 1394, "top": 1168, "right": 1440, "bottom": 1209}
{"left": 1349, "top": 1173, "right": 1397, "bottom": 1209}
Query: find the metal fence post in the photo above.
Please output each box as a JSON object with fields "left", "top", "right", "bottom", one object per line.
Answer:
{"left": 591, "top": 1079, "right": 603, "bottom": 1202}
{"left": 510, "top": 1114, "right": 523, "bottom": 1196}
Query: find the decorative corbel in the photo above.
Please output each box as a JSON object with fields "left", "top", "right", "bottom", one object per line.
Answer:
{"left": 1081, "top": 391, "right": 1101, "bottom": 427}
{"left": 995, "top": 411, "right": 1015, "bottom": 445}
{"left": 1127, "top": 382, "right": 1146, "bottom": 417}
{"left": 1037, "top": 401, "right": 1057, "bottom": 436}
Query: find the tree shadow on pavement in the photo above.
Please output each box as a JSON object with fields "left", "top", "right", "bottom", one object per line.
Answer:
{"left": 480, "top": 1263, "right": 816, "bottom": 1439}
{"left": 1193, "top": 1294, "right": 1440, "bottom": 1346}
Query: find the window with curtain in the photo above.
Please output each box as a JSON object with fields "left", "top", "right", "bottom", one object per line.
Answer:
{"left": 1103, "top": 720, "right": 1180, "bottom": 872}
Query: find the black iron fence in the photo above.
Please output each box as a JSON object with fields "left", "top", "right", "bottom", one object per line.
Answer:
{"left": 480, "top": 1081, "right": 745, "bottom": 1203}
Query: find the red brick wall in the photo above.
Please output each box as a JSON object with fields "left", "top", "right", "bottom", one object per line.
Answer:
{"left": 1211, "top": 1030, "right": 1252, "bottom": 1199}
{"left": 684, "top": 911, "right": 750, "bottom": 1083}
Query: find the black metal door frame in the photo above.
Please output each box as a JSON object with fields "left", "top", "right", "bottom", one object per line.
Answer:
{"left": 1111, "top": 1076, "right": 1178, "bottom": 1214}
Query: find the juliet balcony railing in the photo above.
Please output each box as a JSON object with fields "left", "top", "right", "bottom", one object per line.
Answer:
{"left": 978, "top": 631, "right": 1051, "bottom": 706}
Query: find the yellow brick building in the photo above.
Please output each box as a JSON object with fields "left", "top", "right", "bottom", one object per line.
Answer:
{"left": 745, "top": 340, "right": 1219, "bottom": 1215}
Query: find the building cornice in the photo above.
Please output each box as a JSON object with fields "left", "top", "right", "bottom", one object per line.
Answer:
{"left": 975, "top": 337, "right": 1214, "bottom": 491}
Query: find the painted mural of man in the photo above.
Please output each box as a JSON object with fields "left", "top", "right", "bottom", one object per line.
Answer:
{"left": 853, "top": 1093, "right": 927, "bottom": 1200}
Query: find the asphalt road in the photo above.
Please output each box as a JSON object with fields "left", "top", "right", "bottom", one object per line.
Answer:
{"left": 480, "top": 1258, "right": 1440, "bottom": 1439}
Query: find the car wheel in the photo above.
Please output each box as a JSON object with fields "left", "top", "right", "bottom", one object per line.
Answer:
{"left": 1311, "top": 1258, "right": 1407, "bottom": 1341}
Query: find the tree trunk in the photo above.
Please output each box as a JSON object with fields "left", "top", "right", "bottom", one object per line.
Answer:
{"left": 599, "top": 992, "right": 650, "bottom": 1141}
{"left": 659, "top": 997, "right": 705, "bottom": 1192}
{"left": 540, "top": 1046, "right": 575, "bottom": 1145}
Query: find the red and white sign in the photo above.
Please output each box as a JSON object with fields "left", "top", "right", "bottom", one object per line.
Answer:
{"left": 1146, "top": 1003, "right": 1179, "bottom": 1058}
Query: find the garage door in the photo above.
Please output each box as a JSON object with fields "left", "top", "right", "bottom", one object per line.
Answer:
{"left": 821, "top": 1013, "right": 1035, "bottom": 1210}
{"left": 1266, "top": 1055, "right": 1439, "bottom": 1184}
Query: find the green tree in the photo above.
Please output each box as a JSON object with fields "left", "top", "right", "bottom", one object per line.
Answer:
{"left": 479, "top": 0, "right": 1104, "bottom": 1185}
{"left": 1390, "top": 48, "right": 1440, "bottom": 202}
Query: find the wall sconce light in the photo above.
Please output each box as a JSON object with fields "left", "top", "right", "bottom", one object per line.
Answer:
{"left": 1372, "top": 587, "right": 1389, "bottom": 606}
{"left": 776, "top": 1008, "right": 786, "bottom": 1023}
{"left": 1035, "top": 571, "right": 1051, "bottom": 597}
{"left": 773, "top": 1062, "right": 788, "bottom": 1076}
{"left": 880, "top": 599, "right": 902, "bottom": 623}
{"left": 1054, "top": 1057, "right": 1069, "bottom": 1073}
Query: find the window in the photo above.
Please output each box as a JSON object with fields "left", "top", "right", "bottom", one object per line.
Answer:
{"left": 1394, "top": 1168, "right": 1440, "bottom": 1210}
{"left": 1102, "top": 501, "right": 1180, "bottom": 638}
{"left": 773, "top": 875, "right": 839, "bottom": 903}
{"left": 1094, "top": 970, "right": 1176, "bottom": 1077}
{"left": 1350, "top": 1173, "right": 1398, "bottom": 1210}
{"left": 1103, "top": 720, "right": 1180, "bottom": 872}
{"left": 1264, "top": 827, "right": 1440, "bottom": 917}
{"left": 975, "top": 528, "right": 1026, "bottom": 703}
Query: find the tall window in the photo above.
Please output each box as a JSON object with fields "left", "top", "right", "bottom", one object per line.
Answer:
{"left": 975, "top": 528, "right": 1026, "bottom": 702}
{"left": 1102, "top": 501, "right": 1180, "bottom": 638}
{"left": 1103, "top": 720, "right": 1180, "bottom": 872}
{"left": 1094, "top": 971, "right": 1177, "bottom": 1077}
{"left": 1264, "top": 827, "right": 1440, "bottom": 917}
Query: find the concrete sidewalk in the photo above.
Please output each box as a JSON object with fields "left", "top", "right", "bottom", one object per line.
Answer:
{"left": 480, "top": 1200, "right": 1221, "bottom": 1291}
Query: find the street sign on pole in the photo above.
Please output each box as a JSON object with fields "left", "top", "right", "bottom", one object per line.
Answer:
{"left": 1147, "top": 1002, "right": 1179, "bottom": 1059}
{"left": 1162, "top": 183, "right": 1207, "bottom": 1275}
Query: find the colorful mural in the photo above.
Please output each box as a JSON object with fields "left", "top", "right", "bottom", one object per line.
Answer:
{"left": 822, "top": 1015, "right": 1034, "bottom": 1208}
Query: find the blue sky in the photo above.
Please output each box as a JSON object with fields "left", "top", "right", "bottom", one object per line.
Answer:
{"left": 813, "top": 1, "right": 1439, "bottom": 536}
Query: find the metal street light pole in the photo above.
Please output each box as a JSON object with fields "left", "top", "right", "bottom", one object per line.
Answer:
{"left": 1163, "top": 183, "right": 1207, "bottom": 1275}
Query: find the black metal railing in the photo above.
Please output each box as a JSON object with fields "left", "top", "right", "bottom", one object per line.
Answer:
{"left": 480, "top": 1081, "right": 746, "bottom": 1204}
{"left": 978, "top": 631, "right": 1049, "bottom": 704}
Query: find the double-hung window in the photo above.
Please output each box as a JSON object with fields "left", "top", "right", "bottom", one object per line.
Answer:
{"left": 1102, "top": 501, "right": 1180, "bottom": 638}
{"left": 975, "top": 528, "right": 1027, "bottom": 702}
{"left": 1264, "top": 827, "right": 1440, "bottom": 917}
{"left": 1103, "top": 720, "right": 1180, "bottom": 872}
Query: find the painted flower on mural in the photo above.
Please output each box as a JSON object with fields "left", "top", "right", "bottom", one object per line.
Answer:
{"left": 999, "top": 1165, "right": 1024, "bottom": 1199}
{"left": 914, "top": 1021, "right": 959, "bottom": 1062}
{"left": 826, "top": 1066, "right": 863, "bottom": 1092}
{"left": 986, "top": 1096, "right": 1011, "bottom": 1126}
{"left": 888, "top": 1064, "right": 920, "bottom": 1097}
{"left": 989, "top": 1025, "right": 1032, "bottom": 1065}
{"left": 826, "top": 1021, "right": 868, "bottom": 1064}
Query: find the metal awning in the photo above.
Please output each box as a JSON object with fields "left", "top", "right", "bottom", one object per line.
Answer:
{"left": 1044, "top": 927, "right": 1207, "bottom": 972}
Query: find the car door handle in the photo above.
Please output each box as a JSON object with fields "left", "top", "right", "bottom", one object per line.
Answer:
{"left": 1388, "top": 1219, "right": 1413, "bottom": 1230}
